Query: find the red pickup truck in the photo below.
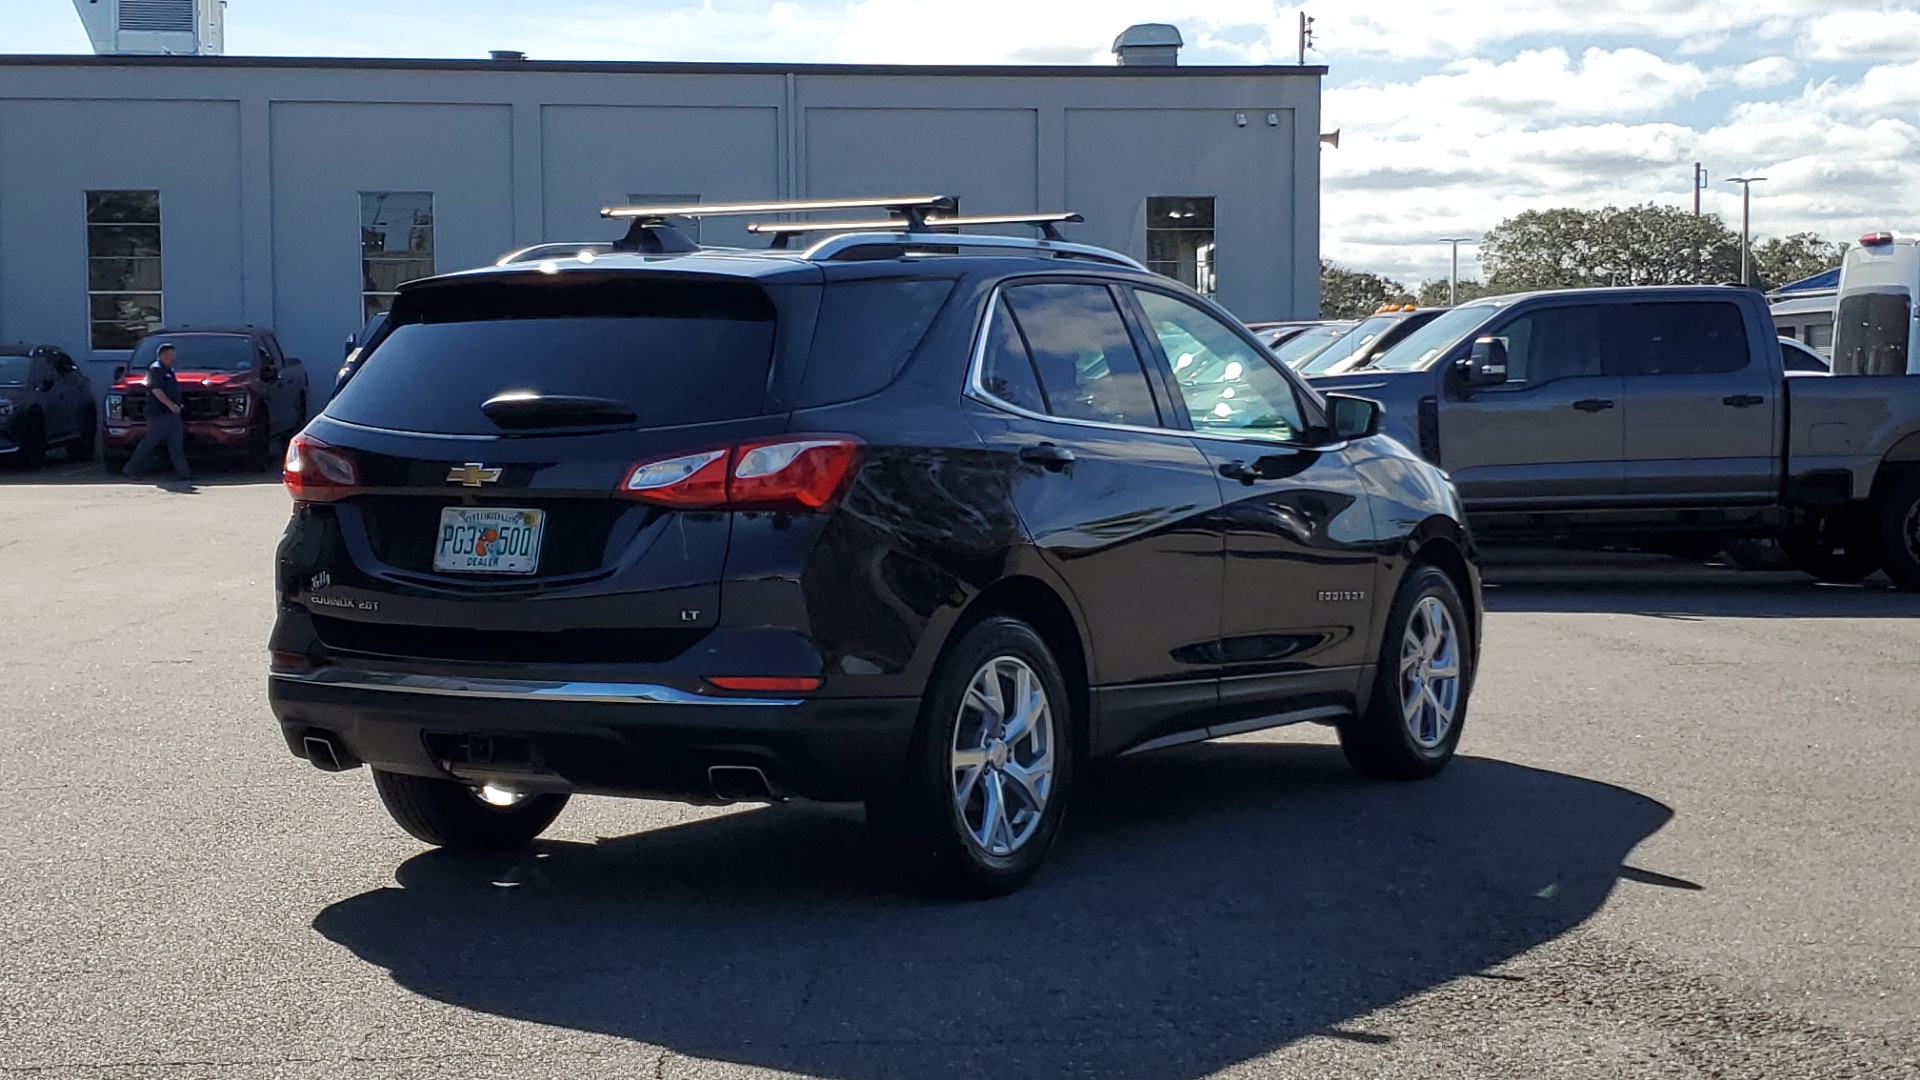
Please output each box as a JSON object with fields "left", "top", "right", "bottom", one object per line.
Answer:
{"left": 103, "top": 327, "right": 308, "bottom": 471}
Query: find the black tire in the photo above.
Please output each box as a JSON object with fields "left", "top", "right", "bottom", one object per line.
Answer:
{"left": 1870, "top": 471, "right": 1920, "bottom": 592}
{"left": 13, "top": 412, "right": 46, "bottom": 469}
{"left": 370, "top": 769, "right": 568, "bottom": 850}
{"left": 67, "top": 408, "right": 97, "bottom": 462}
{"left": 868, "top": 615, "right": 1074, "bottom": 899}
{"left": 1338, "top": 565, "right": 1473, "bottom": 781}
{"left": 1782, "top": 510, "right": 1879, "bottom": 584}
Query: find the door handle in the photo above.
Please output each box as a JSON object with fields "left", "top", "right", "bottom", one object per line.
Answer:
{"left": 1571, "top": 399, "right": 1615, "bottom": 412}
{"left": 1018, "top": 443, "right": 1075, "bottom": 471}
{"left": 1219, "top": 460, "right": 1261, "bottom": 485}
{"left": 1722, "top": 394, "right": 1765, "bottom": 408}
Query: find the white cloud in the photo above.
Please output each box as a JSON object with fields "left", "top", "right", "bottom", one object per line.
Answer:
{"left": 1733, "top": 56, "right": 1797, "bottom": 88}
{"left": 1803, "top": 8, "right": 1920, "bottom": 61}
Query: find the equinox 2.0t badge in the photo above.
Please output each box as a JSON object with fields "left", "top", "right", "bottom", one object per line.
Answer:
{"left": 1318, "top": 590, "right": 1368, "bottom": 603}
{"left": 447, "top": 463, "right": 503, "bottom": 487}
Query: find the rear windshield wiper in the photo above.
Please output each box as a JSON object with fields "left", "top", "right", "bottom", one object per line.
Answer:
{"left": 480, "top": 392, "right": 637, "bottom": 429}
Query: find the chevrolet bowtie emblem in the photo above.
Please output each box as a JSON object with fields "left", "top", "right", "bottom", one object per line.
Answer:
{"left": 447, "top": 463, "right": 503, "bottom": 487}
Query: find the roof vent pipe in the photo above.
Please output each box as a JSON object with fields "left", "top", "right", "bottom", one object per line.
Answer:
{"left": 489, "top": 50, "right": 528, "bottom": 62}
{"left": 1112, "top": 23, "right": 1182, "bottom": 67}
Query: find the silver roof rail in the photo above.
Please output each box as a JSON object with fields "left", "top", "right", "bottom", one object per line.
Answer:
{"left": 495, "top": 241, "right": 615, "bottom": 266}
{"left": 601, "top": 195, "right": 954, "bottom": 224}
{"left": 801, "top": 231, "right": 1147, "bottom": 271}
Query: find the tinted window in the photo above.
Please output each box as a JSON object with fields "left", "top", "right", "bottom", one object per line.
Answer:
{"left": 1483, "top": 305, "right": 1603, "bottom": 387}
{"left": 1136, "top": 290, "right": 1306, "bottom": 440}
{"left": 1832, "top": 292, "right": 1911, "bottom": 376}
{"left": 1612, "top": 302, "right": 1750, "bottom": 376}
{"left": 796, "top": 278, "right": 955, "bottom": 407}
{"left": 329, "top": 277, "right": 776, "bottom": 435}
{"left": 978, "top": 298, "right": 1047, "bottom": 414}
{"left": 1780, "top": 338, "right": 1830, "bottom": 373}
{"left": 0, "top": 357, "right": 29, "bottom": 386}
{"left": 1001, "top": 284, "right": 1159, "bottom": 427}
{"left": 131, "top": 334, "right": 257, "bottom": 371}
{"left": 1368, "top": 303, "right": 1505, "bottom": 372}
{"left": 1299, "top": 314, "right": 1401, "bottom": 375}
{"left": 1271, "top": 323, "right": 1352, "bottom": 366}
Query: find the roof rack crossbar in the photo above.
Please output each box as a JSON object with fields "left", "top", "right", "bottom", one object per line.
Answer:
{"left": 600, "top": 195, "right": 955, "bottom": 223}
{"left": 800, "top": 231, "right": 1147, "bottom": 271}
{"left": 749, "top": 212, "right": 1086, "bottom": 241}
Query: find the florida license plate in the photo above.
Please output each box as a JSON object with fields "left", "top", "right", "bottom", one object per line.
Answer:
{"left": 433, "top": 507, "right": 545, "bottom": 574}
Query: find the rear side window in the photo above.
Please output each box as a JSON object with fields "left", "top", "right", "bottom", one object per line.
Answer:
{"left": 1611, "top": 302, "right": 1750, "bottom": 376}
{"left": 1833, "top": 292, "right": 1911, "bottom": 375}
{"left": 978, "top": 298, "right": 1047, "bottom": 413}
{"left": 796, "top": 278, "right": 955, "bottom": 407}
{"left": 328, "top": 276, "right": 776, "bottom": 435}
{"left": 1000, "top": 283, "right": 1159, "bottom": 428}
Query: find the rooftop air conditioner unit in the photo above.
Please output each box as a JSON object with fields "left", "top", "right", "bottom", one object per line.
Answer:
{"left": 72, "top": 0, "right": 225, "bottom": 56}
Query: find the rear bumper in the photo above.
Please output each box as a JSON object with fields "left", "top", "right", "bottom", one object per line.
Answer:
{"left": 269, "top": 665, "right": 921, "bottom": 803}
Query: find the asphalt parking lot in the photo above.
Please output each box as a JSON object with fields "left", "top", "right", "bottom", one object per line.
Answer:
{"left": 3, "top": 468, "right": 1918, "bottom": 1079}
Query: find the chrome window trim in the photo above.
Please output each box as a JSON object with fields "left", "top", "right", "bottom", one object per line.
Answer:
{"left": 272, "top": 667, "right": 803, "bottom": 707}
{"left": 963, "top": 281, "right": 1349, "bottom": 452}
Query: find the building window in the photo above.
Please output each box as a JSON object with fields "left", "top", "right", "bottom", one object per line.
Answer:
{"left": 1146, "top": 196, "right": 1216, "bottom": 295}
{"left": 627, "top": 194, "right": 700, "bottom": 242}
{"left": 87, "top": 190, "right": 163, "bottom": 351}
{"left": 361, "top": 192, "right": 434, "bottom": 321}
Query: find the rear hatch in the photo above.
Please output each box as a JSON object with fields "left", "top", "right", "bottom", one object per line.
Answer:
{"left": 291, "top": 270, "right": 807, "bottom": 667}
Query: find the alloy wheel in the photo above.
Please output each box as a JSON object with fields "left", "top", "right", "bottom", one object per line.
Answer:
{"left": 951, "top": 655, "right": 1055, "bottom": 857}
{"left": 1399, "top": 596, "right": 1462, "bottom": 749}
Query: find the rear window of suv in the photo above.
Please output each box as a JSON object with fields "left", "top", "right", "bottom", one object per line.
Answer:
{"left": 328, "top": 275, "right": 777, "bottom": 435}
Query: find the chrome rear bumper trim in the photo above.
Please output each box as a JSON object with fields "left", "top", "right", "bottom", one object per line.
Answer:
{"left": 272, "top": 666, "right": 803, "bottom": 707}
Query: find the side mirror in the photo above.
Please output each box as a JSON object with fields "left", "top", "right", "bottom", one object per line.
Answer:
{"left": 1465, "top": 337, "right": 1509, "bottom": 387}
{"left": 1325, "top": 392, "right": 1383, "bottom": 441}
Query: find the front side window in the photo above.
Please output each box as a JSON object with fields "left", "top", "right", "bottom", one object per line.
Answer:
{"left": 87, "top": 190, "right": 163, "bottom": 351}
{"left": 1135, "top": 290, "right": 1306, "bottom": 440}
{"left": 1611, "top": 302, "right": 1750, "bottom": 377}
{"left": 1000, "top": 283, "right": 1160, "bottom": 428}
{"left": 1482, "top": 304, "right": 1604, "bottom": 388}
{"left": 1832, "top": 292, "right": 1911, "bottom": 375}
{"left": 1146, "top": 196, "right": 1216, "bottom": 295}
{"left": 361, "top": 192, "right": 434, "bottom": 321}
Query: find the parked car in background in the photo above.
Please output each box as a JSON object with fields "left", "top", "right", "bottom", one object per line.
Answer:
{"left": 103, "top": 327, "right": 308, "bottom": 471}
{"left": 1308, "top": 285, "right": 1920, "bottom": 589}
{"left": 269, "top": 199, "right": 1482, "bottom": 898}
{"left": 1245, "top": 320, "right": 1329, "bottom": 350}
{"left": 1781, "top": 336, "right": 1830, "bottom": 374}
{"left": 1832, "top": 232, "right": 1917, "bottom": 375}
{"left": 0, "top": 343, "right": 94, "bottom": 468}
{"left": 1296, "top": 306, "right": 1449, "bottom": 377}
{"left": 1267, "top": 320, "right": 1356, "bottom": 367}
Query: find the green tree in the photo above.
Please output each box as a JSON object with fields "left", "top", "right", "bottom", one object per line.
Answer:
{"left": 1479, "top": 205, "right": 1742, "bottom": 292}
{"left": 1321, "top": 259, "right": 1413, "bottom": 319}
{"left": 1752, "top": 232, "right": 1844, "bottom": 291}
{"left": 1416, "top": 277, "right": 1493, "bottom": 307}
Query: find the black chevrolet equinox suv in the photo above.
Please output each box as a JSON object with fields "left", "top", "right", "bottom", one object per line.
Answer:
{"left": 270, "top": 198, "right": 1482, "bottom": 897}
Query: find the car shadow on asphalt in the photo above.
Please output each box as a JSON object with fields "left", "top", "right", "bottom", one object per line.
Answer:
{"left": 313, "top": 744, "right": 1672, "bottom": 1079}
{"left": 1484, "top": 572, "right": 1920, "bottom": 619}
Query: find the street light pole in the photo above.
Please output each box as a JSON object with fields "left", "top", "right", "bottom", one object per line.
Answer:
{"left": 1437, "top": 237, "right": 1473, "bottom": 305}
{"left": 1725, "top": 176, "right": 1766, "bottom": 286}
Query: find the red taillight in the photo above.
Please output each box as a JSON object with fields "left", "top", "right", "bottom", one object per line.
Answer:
{"left": 618, "top": 435, "right": 861, "bottom": 512}
{"left": 284, "top": 432, "right": 361, "bottom": 503}
{"left": 705, "top": 676, "right": 822, "bottom": 692}
{"left": 1860, "top": 231, "right": 1895, "bottom": 247}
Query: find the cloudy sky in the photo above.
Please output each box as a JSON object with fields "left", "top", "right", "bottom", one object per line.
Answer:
{"left": 9, "top": 0, "right": 1920, "bottom": 284}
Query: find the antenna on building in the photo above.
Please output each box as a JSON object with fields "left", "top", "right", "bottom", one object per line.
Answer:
{"left": 71, "top": 0, "right": 225, "bottom": 56}
{"left": 1298, "top": 12, "right": 1316, "bottom": 66}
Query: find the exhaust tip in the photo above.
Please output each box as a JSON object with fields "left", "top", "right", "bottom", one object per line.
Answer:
{"left": 708, "top": 765, "right": 775, "bottom": 802}
{"left": 302, "top": 733, "right": 357, "bottom": 772}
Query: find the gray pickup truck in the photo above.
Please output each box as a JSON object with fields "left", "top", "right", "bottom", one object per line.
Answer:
{"left": 1307, "top": 285, "right": 1920, "bottom": 589}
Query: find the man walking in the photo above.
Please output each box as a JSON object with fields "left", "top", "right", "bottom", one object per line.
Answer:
{"left": 123, "top": 342, "right": 193, "bottom": 483}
